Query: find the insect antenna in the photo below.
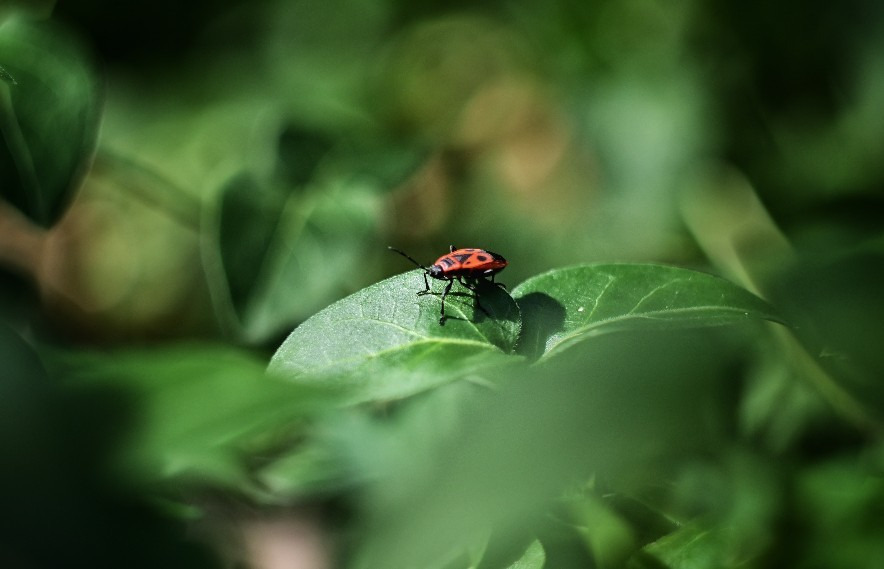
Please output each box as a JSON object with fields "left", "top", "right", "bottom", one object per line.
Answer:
{"left": 388, "top": 246, "right": 428, "bottom": 270}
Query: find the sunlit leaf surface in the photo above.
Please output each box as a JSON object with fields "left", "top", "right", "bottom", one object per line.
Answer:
{"left": 269, "top": 270, "right": 521, "bottom": 403}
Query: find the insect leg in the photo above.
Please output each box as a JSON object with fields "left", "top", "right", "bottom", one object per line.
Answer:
{"left": 458, "top": 276, "right": 478, "bottom": 292}
{"left": 458, "top": 276, "right": 490, "bottom": 316}
{"left": 416, "top": 271, "right": 432, "bottom": 296}
{"left": 439, "top": 278, "right": 454, "bottom": 325}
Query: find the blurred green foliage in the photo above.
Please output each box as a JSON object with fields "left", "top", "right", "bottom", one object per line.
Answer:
{"left": 2, "top": 0, "right": 884, "bottom": 568}
{"left": 0, "top": 17, "right": 99, "bottom": 226}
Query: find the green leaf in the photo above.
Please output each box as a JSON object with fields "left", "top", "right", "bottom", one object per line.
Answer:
{"left": 512, "top": 264, "right": 783, "bottom": 360}
{"left": 257, "top": 438, "right": 352, "bottom": 499}
{"left": 350, "top": 329, "right": 732, "bottom": 569}
{"left": 212, "top": 175, "right": 286, "bottom": 318}
{"left": 0, "top": 322, "right": 51, "bottom": 455}
{"left": 568, "top": 493, "right": 637, "bottom": 569}
{"left": 268, "top": 270, "right": 521, "bottom": 403}
{"left": 55, "top": 345, "right": 332, "bottom": 490}
{"left": 505, "top": 540, "right": 545, "bottom": 569}
{"left": 632, "top": 524, "right": 732, "bottom": 569}
{"left": 794, "top": 455, "right": 884, "bottom": 569}
{"left": 770, "top": 245, "right": 884, "bottom": 412}
{"left": 0, "top": 18, "right": 100, "bottom": 226}
{"left": 0, "top": 64, "right": 15, "bottom": 85}
{"left": 5, "top": 329, "right": 224, "bottom": 569}
{"left": 276, "top": 124, "right": 336, "bottom": 186}
{"left": 205, "top": 175, "right": 384, "bottom": 343}
{"left": 330, "top": 135, "right": 429, "bottom": 189}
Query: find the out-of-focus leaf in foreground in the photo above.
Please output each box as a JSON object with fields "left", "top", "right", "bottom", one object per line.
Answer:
{"left": 631, "top": 524, "right": 732, "bottom": 569}
{"left": 269, "top": 270, "right": 521, "bottom": 404}
{"left": 0, "top": 18, "right": 100, "bottom": 226}
{"left": 513, "top": 264, "right": 783, "bottom": 360}
{"left": 349, "top": 328, "right": 731, "bottom": 569}
{"left": 505, "top": 540, "right": 546, "bottom": 569}
{"left": 2, "top": 325, "right": 221, "bottom": 568}
{"left": 792, "top": 454, "right": 884, "bottom": 569}
{"left": 55, "top": 344, "right": 333, "bottom": 491}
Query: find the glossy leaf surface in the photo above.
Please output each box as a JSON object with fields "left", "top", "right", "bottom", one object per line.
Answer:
{"left": 269, "top": 270, "right": 521, "bottom": 403}
{"left": 513, "top": 264, "right": 782, "bottom": 360}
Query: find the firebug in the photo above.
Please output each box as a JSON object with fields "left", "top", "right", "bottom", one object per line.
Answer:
{"left": 389, "top": 245, "right": 508, "bottom": 325}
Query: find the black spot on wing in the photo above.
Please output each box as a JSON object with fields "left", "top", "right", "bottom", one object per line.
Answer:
{"left": 487, "top": 251, "right": 507, "bottom": 264}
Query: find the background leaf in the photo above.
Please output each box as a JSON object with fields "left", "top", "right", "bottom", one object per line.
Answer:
{"left": 768, "top": 243, "right": 884, "bottom": 417}
{"left": 512, "top": 264, "right": 783, "bottom": 360}
{"left": 0, "top": 18, "right": 100, "bottom": 226}
{"left": 205, "top": 174, "right": 384, "bottom": 343}
{"left": 269, "top": 270, "right": 521, "bottom": 403}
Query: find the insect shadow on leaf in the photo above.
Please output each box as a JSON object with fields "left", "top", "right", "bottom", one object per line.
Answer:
{"left": 514, "top": 292, "right": 566, "bottom": 360}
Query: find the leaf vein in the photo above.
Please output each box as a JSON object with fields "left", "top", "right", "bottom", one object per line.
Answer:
{"left": 546, "top": 304, "right": 769, "bottom": 358}
{"left": 587, "top": 273, "right": 616, "bottom": 319}
{"left": 626, "top": 278, "right": 688, "bottom": 314}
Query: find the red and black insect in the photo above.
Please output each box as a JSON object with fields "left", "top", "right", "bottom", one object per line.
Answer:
{"left": 389, "top": 245, "right": 508, "bottom": 325}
